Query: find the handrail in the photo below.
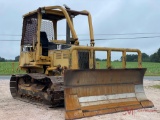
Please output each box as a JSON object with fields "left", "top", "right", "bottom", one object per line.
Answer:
{"left": 82, "top": 10, "right": 94, "bottom": 46}
{"left": 70, "top": 46, "right": 142, "bottom": 69}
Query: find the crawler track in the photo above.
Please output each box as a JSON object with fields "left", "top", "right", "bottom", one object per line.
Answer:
{"left": 10, "top": 74, "right": 64, "bottom": 107}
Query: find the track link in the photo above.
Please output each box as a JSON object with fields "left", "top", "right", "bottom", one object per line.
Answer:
{"left": 10, "top": 74, "right": 64, "bottom": 107}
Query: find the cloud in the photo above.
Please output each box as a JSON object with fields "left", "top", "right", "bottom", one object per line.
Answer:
{"left": 1, "top": 0, "right": 160, "bottom": 60}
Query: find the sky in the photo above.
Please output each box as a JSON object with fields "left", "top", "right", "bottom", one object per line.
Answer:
{"left": 1, "top": 0, "right": 160, "bottom": 60}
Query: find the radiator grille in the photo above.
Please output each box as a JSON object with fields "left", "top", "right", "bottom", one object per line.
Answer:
{"left": 78, "top": 51, "right": 89, "bottom": 69}
{"left": 21, "top": 14, "right": 37, "bottom": 45}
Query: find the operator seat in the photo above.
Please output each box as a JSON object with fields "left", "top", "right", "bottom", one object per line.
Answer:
{"left": 40, "top": 31, "right": 48, "bottom": 56}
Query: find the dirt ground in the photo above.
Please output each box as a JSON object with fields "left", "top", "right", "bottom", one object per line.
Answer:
{"left": 0, "top": 79, "right": 160, "bottom": 120}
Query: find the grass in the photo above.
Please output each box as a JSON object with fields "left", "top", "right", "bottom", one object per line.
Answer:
{"left": 96, "top": 61, "right": 160, "bottom": 76}
{"left": 0, "top": 62, "right": 25, "bottom": 75}
{"left": 151, "top": 85, "right": 160, "bottom": 89}
{"left": 0, "top": 61, "right": 160, "bottom": 76}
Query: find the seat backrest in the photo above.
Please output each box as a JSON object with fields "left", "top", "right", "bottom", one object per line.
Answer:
{"left": 40, "top": 31, "right": 48, "bottom": 56}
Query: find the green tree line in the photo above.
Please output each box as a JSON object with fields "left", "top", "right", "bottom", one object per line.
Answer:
{"left": 123, "top": 48, "right": 160, "bottom": 62}
{"left": 0, "top": 56, "right": 19, "bottom": 62}
{"left": 96, "top": 48, "right": 160, "bottom": 62}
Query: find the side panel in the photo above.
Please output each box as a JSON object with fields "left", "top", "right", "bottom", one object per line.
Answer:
{"left": 64, "top": 69, "right": 154, "bottom": 119}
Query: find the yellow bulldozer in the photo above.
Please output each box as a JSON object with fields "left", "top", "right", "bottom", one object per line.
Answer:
{"left": 10, "top": 5, "right": 154, "bottom": 119}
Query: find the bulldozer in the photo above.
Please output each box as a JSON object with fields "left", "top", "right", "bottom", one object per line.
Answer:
{"left": 10, "top": 5, "right": 154, "bottom": 119}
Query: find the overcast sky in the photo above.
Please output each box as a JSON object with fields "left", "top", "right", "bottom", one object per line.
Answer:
{"left": 1, "top": 0, "right": 160, "bottom": 60}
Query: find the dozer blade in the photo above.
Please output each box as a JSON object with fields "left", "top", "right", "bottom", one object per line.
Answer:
{"left": 64, "top": 69, "right": 154, "bottom": 119}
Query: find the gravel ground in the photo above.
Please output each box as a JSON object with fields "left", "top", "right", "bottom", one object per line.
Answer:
{"left": 0, "top": 79, "right": 160, "bottom": 120}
